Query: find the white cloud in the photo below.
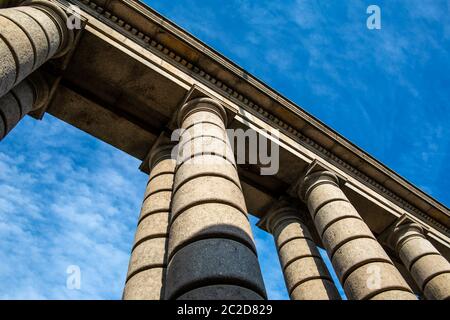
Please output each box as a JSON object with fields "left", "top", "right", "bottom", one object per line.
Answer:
{"left": 0, "top": 115, "right": 147, "bottom": 299}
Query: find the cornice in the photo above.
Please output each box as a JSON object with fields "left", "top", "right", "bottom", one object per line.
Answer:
{"left": 68, "top": 0, "right": 449, "bottom": 236}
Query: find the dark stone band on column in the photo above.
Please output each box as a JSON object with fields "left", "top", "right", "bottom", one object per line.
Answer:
{"left": 165, "top": 97, "right": 267, "bottom": 300}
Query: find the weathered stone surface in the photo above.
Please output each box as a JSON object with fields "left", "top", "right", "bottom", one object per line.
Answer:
{"left": 278, "top": 238, "right": 319, "bottom": 266}
{"left": 284, "top": 256, "right": 332, "bottom": 292}
{"left": 145, "top": 174, "right": 174, "bottom": 199}
{"left": 181, "top": 111, "right": 225, "bottom": 131}
{"left": 178, "top": 285, "right": 264, "bottom": 300}
{"left": 322, "top": 217, "right": 374, "bottom": 255}
{"left": 123, "top": 268, "right": 165, "bottom": 300}
{"left": 179, "top": 136, "right": 230, "bottom": 160}
{"left": 391, "top": 259, "right": 422, "bottom": 296}
{"left": 178, "top": 99, "right": 227, "bottom": 130}
{"left": 307, "top": 183, "right": 347, "bottom": 217}
{"left": 0, "top": 4, "right": 73, "bottom": 97}
{"left": 127, "top": 237, "right": 166, "bottom": 278}
{"left": 165, "top": 238, "right": 266, "bottom": 300}
{"left": 390, "top": 222, "right": 450, "bottom": 300}
{"left": 182, "top": 121, "right": 228, "bottom": 139}
{"left": 0, "top": 2, "right": 73, "bottom": 138}
{"left": 259, "top": 202, "right": 340, "bottom": 300}
{"left": 140, "top": 190, "right": 172, "bottom": 219}
{"left": 0, "top": 38, "right": 16, "bottom": 96}
{"left": 291, "top": 278, "right": 340, "bottom": 300}
{"left": 124, "top": 155, "right": 175, "bottom": 300}
{"left": 165, "top": 98, "right": 265, "bottom": 300}
{"left": 423, "top": 272, "right": 450, "bottom": 300}
{"left": 274, "top": 219, "right": 313, "bottom": 247}
{"left": 11, "top": 79, "right": 35, "bottom": 115}
{"left": 15, "top": 6, "right": 62, "bottom": 59}
{"left": 0, "top": 9, "right": 49, "bottom": 68}
{"left": 133, "top": 212, "right": 169, "bottom": 246}
{"left": 0, "top": 76, "right": 47, "bottom": 140}
{"left": 148, "top": 158, "right": 177, "bottom": 178}
{"left": 0, "top": 15, "right": 34, "bottom": 85}
{"left": 177, "top": 129, "right": 235, "bottom": 167}
{"left": 314, "top": 200, "right": 361, "bottom": 235}
{"left": 300, "top": 171, "right": 416, "bottom": 300}
{"left": 168, "top": 202, "right": 254, "bottom": 259}
{"left": 410, "top": 255, "right": 450, "bottom": 289}
{"left": 171, "top": 175, "right": 247, "bottom": 219}
{"left": 332, "top": 237, "right": 392, "bottom": 282}
{"left": 0, "top": 93, "right": 21, "bottom": 134}
{"left": 398, "top": 237, "right": 439, "bottom": 268}
{"left": 370, "top": 290, "right": 418, "bottom": 300}
{"left": 343, "top": 262, "right": 415, "bottom": 300}
{"left": 173, "top": 156, "right": 240, "bottom": 192}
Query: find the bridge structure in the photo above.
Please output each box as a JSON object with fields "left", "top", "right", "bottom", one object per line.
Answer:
{"left": 0, "top": 0, "right": 449, "bottom": 300}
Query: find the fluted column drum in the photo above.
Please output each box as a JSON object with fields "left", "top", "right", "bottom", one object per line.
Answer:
{"left": 0, "top": 0, "right": 74, "bottom": 97}
{"left": 299, "top": 170, "right": 417, "bottom": 300}
{"left": 390, "top": 222, "right": 450, "bottom": 300}
{"left": 0, "top": 72, "right": 48, "bottom": 140}
{"left": 123, "top": 145, "right": 175, "bottom": 300}
{"left": 260, "top": 201, "right": 341, "bottom": 300}
{"left": 164, "top": 97, "right": 266, "bottom": 300}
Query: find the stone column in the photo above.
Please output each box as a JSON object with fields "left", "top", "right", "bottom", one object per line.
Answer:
{"left": 164, "top": 97, "right": 266, "bottom": 300}
{"left": 123, "top": 144, "right": 175, "bottom": 300}
{"left": 0, "top": 72, "right": 48, "bottom": 140}
{"left": 0, "top": 0, "right": 74, "bottom": 97}
{"left": 299, "top": 170, "right": 417, "bottom": 300}
{"left": 258, "top": 200, "right": 341, "bottom": 300}
{"left": 390, "top": 222, "right": 450, "bottom": 300}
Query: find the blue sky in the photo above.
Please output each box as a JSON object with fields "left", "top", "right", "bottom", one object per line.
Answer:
{"left": 0, "top": 0, "right": 449, "bottom": 299}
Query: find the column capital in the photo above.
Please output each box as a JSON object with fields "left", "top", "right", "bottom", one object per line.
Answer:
{"left": 177, "top": 97, "right": 227, "bottom": 127}
{"left": 291, "top": 159, "right": 345, "bottom": 202}
{"left": 166, "top": 95, "right": 266, "bottom": 299}
{"left": 148, "top": 142, "right": 176, "bottom": 170}
{"left": 257, "top": 198, "right": 305, "bottom": 234}
{"left": 258, "top": 198, "right": 341, "bottom": 300}
{"left": 387, "top": 218, "right": 450, "bottom": 300}
{"left": 297, "top": 169, "right": 339, "bottom": 201}
{"left": 388, "top": 221, "right": 426, "bottom": 251}
{"left": 24, "top": 0, "right": 75, "bottom": 58}
{"left": 297, "top": 162, "right": 416, "bottom": 299}
{"left": 27, "top": 72, "right": 50, "bottom": 111}
{"left": 0, "top": 0, "right": 75, "bottom": 97}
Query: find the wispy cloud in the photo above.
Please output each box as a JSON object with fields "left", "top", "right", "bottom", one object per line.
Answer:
{"left": 0, "top": 116, "right": 147, "bottom": 299}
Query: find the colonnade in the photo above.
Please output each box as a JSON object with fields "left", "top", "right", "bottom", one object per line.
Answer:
{"left": 123, "top": 96, "right": 450, "bottom": 300}
{"left": 1, "top": 0, "right": 449, "bottom": 301}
